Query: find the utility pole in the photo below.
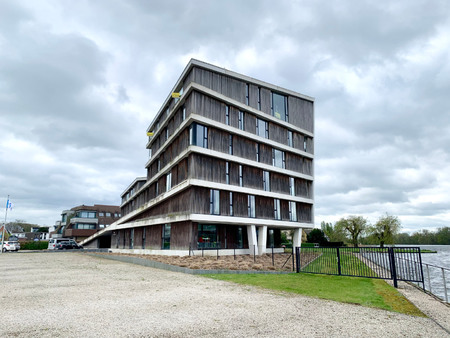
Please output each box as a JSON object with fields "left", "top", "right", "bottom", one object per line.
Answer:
{"left": 1, "top": 195, "right": 10, "bottom": 254}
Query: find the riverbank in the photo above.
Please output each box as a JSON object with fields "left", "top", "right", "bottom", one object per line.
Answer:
{"left": 1, "top": 252, "right": 449, "bottom": 337}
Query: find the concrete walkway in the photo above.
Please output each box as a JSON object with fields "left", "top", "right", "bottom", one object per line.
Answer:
{"left": 1, "top": 252, "right": 449, "bottom": 337}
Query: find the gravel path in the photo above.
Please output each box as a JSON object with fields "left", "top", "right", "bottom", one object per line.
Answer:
{"left": 1, "top": 252, "right": 448, "bottom": 337}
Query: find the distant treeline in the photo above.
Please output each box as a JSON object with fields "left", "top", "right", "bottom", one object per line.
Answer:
{"left": 392, "top": 227, "right": 449, "bottom": 245}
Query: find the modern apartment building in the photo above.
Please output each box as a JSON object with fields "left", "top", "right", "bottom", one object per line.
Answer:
{"left": 83, "top": 59, "right": 314, "bottom": 254}
{"left": 54, "top": 204, "right": 121, "bottom": 243}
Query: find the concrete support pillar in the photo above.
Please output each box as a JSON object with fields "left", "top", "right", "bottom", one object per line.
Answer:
{"left": 293, "top": 228, "right": 302, "bottom": 250}
{"left": 247, "top": 225, "right": 258, "bottom": 255}
{"left": 257, "top": 226, "right": 267, "bottom": 255}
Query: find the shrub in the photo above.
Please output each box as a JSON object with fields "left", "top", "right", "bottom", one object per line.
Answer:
{"left": 20, "top": 241, "right": 48, "bottom": 250}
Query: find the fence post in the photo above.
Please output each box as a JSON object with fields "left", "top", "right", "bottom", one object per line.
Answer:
{"left": 442, "top": 268, "right": 448, "bottom": 303}
{"left": 389, "top": 247, "right": 398, "bottom": 288}
{"left": 426, "top": 265, "right": 432, "bottom": 293}
{"left": 336, "top": 247, "right": 342, "bottom": 276}
{"left": 272, "top": 246, "right": 274, "bottom": 266}
{"left": 292, "top": 247, "right": 295, "bottom": 272}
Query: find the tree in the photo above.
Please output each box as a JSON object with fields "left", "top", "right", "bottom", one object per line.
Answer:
{"left": 321, "top": 221, "right": 347, "bottom": 243}
{"left": 307, "top": 228, "right": 328, "bottom": 245}
{"left": 369, "top": 214, "right": 401, "bottom": 247}
{"left": 335, "top": 216, "right": 368, "bottom": 247}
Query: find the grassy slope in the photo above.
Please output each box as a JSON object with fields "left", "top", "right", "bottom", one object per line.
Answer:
{"left": 206, "top": 273, "right": 425, "bottom": 317}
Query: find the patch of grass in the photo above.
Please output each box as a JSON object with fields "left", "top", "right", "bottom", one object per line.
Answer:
{"left": 205, "top": 273, "right": 425, "bottom": 317}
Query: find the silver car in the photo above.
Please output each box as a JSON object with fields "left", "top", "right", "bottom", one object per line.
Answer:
{"left": 2, "top": 241, "right": 20, "bottom": 252}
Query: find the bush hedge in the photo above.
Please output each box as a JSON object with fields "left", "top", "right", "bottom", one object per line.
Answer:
{"left": 20, "top": 241, "right": 48, "bottom": 250}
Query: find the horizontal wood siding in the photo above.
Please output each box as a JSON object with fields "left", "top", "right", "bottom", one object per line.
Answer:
{"left": 296, "top": 178, "right": 313, "bottom": 198}
{"left": 189, "top": 153, "right": 226, "bottom": 184}
{"left": 134, "top": 228, "right": 143, "bottom": 248}
{"left": 259, "top": 143, "right": 272, "bottom": 165}
{"left": 260, "top": 87, "right": 272, "bottom": 115}
{"left": 146, "top": 225, "right": 163, "bottom": 249}
{"left": 171, "top": 221, "right": 192, "bottom": 250}
{"left": 233, "top": 192, "right": 248, "bottom": 217}
{"left": 298, "top": 203, "right": 312, "bottom": 223}
{"left": 281, "top": 199, "right": 290, "bottom": 221}
{"left": 245, "top": 113, "right": 256, "bottom": 134}
{"left": 249, "top": 84, "right": 259, "bottom": 110}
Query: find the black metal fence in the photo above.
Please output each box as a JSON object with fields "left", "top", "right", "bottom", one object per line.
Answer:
{"left": 295, "top": 246, "right": 424, "bottom": 288}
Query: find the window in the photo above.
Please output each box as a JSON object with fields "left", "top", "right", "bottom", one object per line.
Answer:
{"left": 257, "top": 87, "right": 261, "bottom": 110}
{"left": 238, "top": 111, "right": 245, "bottom": 130}
{"left": 75, "top": 223, "right": 96, "bottom": 230}
{"left": 189, "top": 123, "right": 208, "bottom": 148}
{"left": 99, "top": 224, "right": 105, "bottom": 228}
{"left": 288, "top": 130, "right": 293, "bottom": 147}
{"left": 142, "top": 227, "right": 146, "bottom": 250}
{"left": 162, "top": 224, "right": 171, "bottom": 249}
{"left": 274, "top": 199, "right": 281, "bottom": 220}
{"left": 229, "top": 134, "right": 233, "bottom": 155}
{"left": 61, "top": 214, "right": 67, "bottom": 222}
{"left": 289, "top": 177, "right": 295, "bottom": 196}
{"left": 289, "top": 201, "right": 297, "bottom": 221}
{"left": 77, "top": 211, "right": 97, "bottom": 218}
{"left": 225, "top": 162, "right": 230, "bottom": 184}
{"left": 130, "top": 228, "right": 134, "bottom": 249}
{"left": 210, "top": 189, "right": 220, "bottom": 215}
{"left": 225, "top": 105, "right": 230, "bottom": 125}
{"left": 272, "top": 92, "right": 288, "bottom": 121}
{"left": 99, "top": 212, "right": 104, "bottom": 217}
{"left": 157, "top": 158, "right": 161, "bottom": 171}
{"left": 256, "top": 143, "right": 260, "bottom": 162}
{"left": 248, "top": 195, "right": 256, "bottom": 218}
{"left": 106, "top": 212, "right": 111, "bottom": 217}
{"left": 303, "top": 136, "right": 308, "bottom": 152}
{"left": 166, "top": 172, "right": 172, "bottom": 191}
{"left": 149, "top": 148, "right": 152, "bottom": 158}
{"left": 272, "top": 148, "right": 286, "bottom": 168}
{"left": 229, "top": 192, "right": 233, "bottom": 216}
{"left": 198, "top": 224, "right": 218, "bottom": 249}
{"left": 155, "top": 181, "right": 159, "bottom": 195}
{"left": 263, "top": 171, "right": 270, "bottom": 191}
{"left": 256, "top": 118, "right": 268, "bottom": 138}
{"left": 239, "top": 165, "right": 243, "bottom": 187}
{"left": 245, "top": 83, "right": 249, "bottom": 105}
{"left": 164, "top": 127, "right": 169, "bottom": 141}
{"left": 182, "top": 105, "right": 186, "bottom": 121}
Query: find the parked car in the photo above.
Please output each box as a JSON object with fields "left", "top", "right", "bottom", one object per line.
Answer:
{"left": 48, "top": 238, "right": 81, "bottom": 250}
{"left": 55, "top": 241, "right": 83, "bottom": 250}
{"left": 2, "top": 241, "right": 20, "bottom": 252}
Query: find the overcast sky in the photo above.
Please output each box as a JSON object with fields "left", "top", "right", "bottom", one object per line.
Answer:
{"left": 1, "top": 0, "right": 449, "bottom": 233}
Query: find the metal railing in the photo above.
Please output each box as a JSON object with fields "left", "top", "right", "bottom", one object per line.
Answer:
{"left": 421, "top": 262, "right": 449, "bottom": 303}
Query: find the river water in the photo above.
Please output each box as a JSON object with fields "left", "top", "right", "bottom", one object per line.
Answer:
{"left": 399, "top": 245, "right": 450, "bottom": 302}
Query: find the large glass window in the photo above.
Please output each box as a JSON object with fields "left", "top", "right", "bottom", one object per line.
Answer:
{"left": 304, "top": 136, "right": 308, "bottom": 152}
{"left": 229, "top": 134, "right": 233, "bottom": 155}
{"left": 289, "top": 177, "right": 295, "bottom": 196}
{"left": 189, "top": 123, "right": 208, "bottom": 148}
{"left": 182, "top": 105, "right": 186, "bottom": 121}
{"left": 256, "top": 118, "right": 268, "bottom": 138}
{"left": 225, "top": 105, "right": 230, "bottom": 125}
{"left": 74, "top": 223, "right": 96, "bottom": 230}
{"left": 239, "top": 165, "right": 243, "bottom": 187}
{"left": 229, "top": 192, "right": 233, "bottom": 216}
{"left": 272, "top": 148, "right": 286, "bottom": 168}
{"left": 198, "top": 224, "right": 218, "bottom": 249}
{"left": 238, "top": 111, "right": 245, "bottom": 130}
{"left": 245, "top": 84, "right": 249, "bottom": 105}
{"left": 210, "top": 189, "right": 220, "bottom": 215}
{"left": 289, "top": 201, "right": 297, "bottom": 222}
{"left": 76, "top": 211, "right": 96, "bottom": 218}
{"left": 236, "top": 226, "right": 244, "bottom": 249}
{"left": 162, "top": 224, "right": 171, "bottom": 249}
{"left": 274, "top": 199, "right": 281, "bottom": 220}
{"left": 288, "top": 130, "right": 293, "bottom": 147}
{"left": 272, "top": 92, "right": 288, "bottom": 121}
{"left": 256, "top": 143, "right": 260, "bottom": 162}
{"left": 225, "top": 162, "right": 230, "bottom": 184}
{"left": 248, "top": 195, "right": 256, "bottom": 218}
{"left": 166, "top": 172, "right": 172, "bottom": 191}
{"left": 257, "top": 87, "right": 261, "bottom": 110}
{"left": 263, "top": 171, "right": 270, "bottom": 191}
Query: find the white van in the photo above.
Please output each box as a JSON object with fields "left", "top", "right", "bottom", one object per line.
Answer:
{"left": 48, "top": 238, "right": 72, "bottom": 250}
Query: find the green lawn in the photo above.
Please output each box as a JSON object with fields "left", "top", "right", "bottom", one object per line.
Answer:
{"left": 205, "top": 273, "right": 424, "bottom": 317}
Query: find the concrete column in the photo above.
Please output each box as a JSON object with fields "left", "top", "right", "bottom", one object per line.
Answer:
{"left": 257, "top": 226, "right": 267, "bottom": 255}
{"left": 293, "top": 228, "right": 302, "bottom": 250}
{"left": 247, "top": 225, "right": 258, "bottom": 255}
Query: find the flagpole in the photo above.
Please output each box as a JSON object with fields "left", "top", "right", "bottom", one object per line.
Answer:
{"left": 1, "top": 195, "right": 9, "bottom": 254}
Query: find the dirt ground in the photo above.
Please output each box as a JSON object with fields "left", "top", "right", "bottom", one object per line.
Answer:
{"left": 101, "top": 252, "right": 299, "bottom": 271}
